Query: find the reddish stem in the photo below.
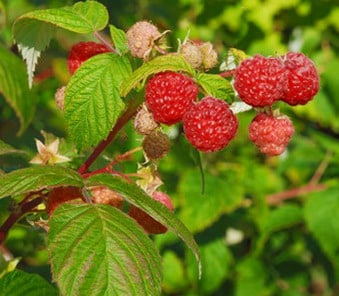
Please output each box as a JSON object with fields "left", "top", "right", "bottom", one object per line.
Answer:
{"left": 94, "top": 31, "right": 118, "bottom": 54}
{"left": 219, "top": 69, "right": 235, "bottom": 78}
{"left": 0, "top": 196, "right": 44, "bottom": 243}
{"left": 78, "top": 99, "right": 142, "bottom": 175}
{"left": 267, "top": 183, "right": 327, "bottom": 205}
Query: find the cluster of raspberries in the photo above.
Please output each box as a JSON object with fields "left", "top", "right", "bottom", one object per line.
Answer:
{"left": 143, "top": 71, "right": 239, "bottom": 153}
{"left": 65, "top": 22, "right": 319, "bottom": 157}
{"left": 234, "top": 52, "right": 319, "bottom": 156}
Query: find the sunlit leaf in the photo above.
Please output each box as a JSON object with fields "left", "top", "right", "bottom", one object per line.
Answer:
{"left": 49, "top": 203, "right": 162, "bottom": 296}
{"left": 0, "top": 166, "right": 83, "bottom": 199}
{"left": 120, "top": 54, "right": 196, "bottom": 97}
{"left": 65, "top": 53, "right": 131, "bottom": 150}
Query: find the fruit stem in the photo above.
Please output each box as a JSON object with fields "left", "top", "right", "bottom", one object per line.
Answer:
{"left": 219, "top": 69, "right": 235, "bottom": 78}
{"left": 78, "top": 97, "right": 143, "bottom": 175}
{"left": 94, "top": 31, "right": 119, "bottom": 54}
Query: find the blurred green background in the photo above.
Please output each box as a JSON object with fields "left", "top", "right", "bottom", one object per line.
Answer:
{"left": 1, "top": 0, "right": 339, "bottom": 295}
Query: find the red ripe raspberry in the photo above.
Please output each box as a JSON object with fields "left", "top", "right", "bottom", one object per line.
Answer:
{"left": 183, "top": 96, "right": 238, "bottom": 152}
{"left": 145, "top": 71, "right": 199, "bottom": 125}
{"left": 234, "top": 55, "right": 286, "bottom": 107}
{"left": 249, "top": 112, "right": 295, "bottom": 156}
{"left": 281, "top": 52, "right": 319, "bottom": 105}
{"left": 128, "top": 191, "right": 174, "bottom": 234}
{"left": 67, "top": 41, "right": 111, "bottom": 75}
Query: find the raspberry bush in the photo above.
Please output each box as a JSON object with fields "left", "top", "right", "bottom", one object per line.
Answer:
{"left": 0, "top": 1, "right": 338, "bottom": 295}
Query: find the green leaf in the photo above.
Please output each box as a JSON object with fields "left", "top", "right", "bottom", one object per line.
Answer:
{"left": 235, "top": 258, "right": 269, "bottom": 296}
{"left": 49, "top": 203, "right": 162, "bottom": 296}
{"left": 0, "top": 269, "right": 58, "bottom": 296}
{"left": 260, "top": 204, "right": 303, "bottom": 236}
{"left": 195, "top": 72, "right": 234, "bottom": 102}
{"left": 120, "top": 54, "right": 196, "bottom": 97}
{"left": 304, "top": 186, "right": 339, "bottom": 259}
{"left": 0, "top": 46, "right": 35, "bottom": 133}
{"left": 178, "top": 169, "right": 243, "bottom": 233}
{"left": 162, "top": 251, "right": 188, "bottom": 293}
{"left": 15, "top": 1, "right": 108, "bottom": 33}
{"left": 13, "top": 1, "right": 109, "bottom": 86}
{"left": 65, "top": 53, "right": 131, "bottom": 150}
{"left": 0, "top": 166, "right": 83, "bottom": 199}
{"left": 109, "top": 24, "right": 128, "bottom": 55}
{"left": 187, "top": 239, "right": 233, "bottom": 294}
{"left": 85, "top": 173, "right": 201, "bottom": 277}
{"left": 0, "top": 140, "right": 27, "bottom": 156}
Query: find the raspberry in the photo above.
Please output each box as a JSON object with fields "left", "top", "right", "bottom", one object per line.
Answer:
{"left": 142, "top": 130, "right": 170, "bottom": 160}
{"left": 126, "top": 21, "right": 162, "bottom": 59}
{"left": 91, "top": 186, "right": 124, "bottom": 209}
{"left": 183, "top": 96, "right": 238, "bottom": 152}
{"left": 179, "top": 41, "right": 203, "bottom": 69}
{"left": 134, "top": 104, "right": 159, "bottom": 135}
{"left": 145, "top": 71, "right": 199, "bottom": 125}
{"left": 198, "top": 42, "right": 218, "bottom": 70}
{"left": 249, "top": 112, "right": 295, "bottom": 156}
{"left": 67, "top": 41, "right": 111, "bottom": 75}
{"left": 281, "top": 52, "right": 319, "bottom": 105}
{"left": 128, "top": 191, "right": 174, "bottom": 234}
{"left": 54, "top": 86, "right": 66, "bottom": 110}
{"left": 46, "top": 187, "right": 83, "bottom": 215}
{"left": 234, "top": 55, "right": 286, "bottom": 107}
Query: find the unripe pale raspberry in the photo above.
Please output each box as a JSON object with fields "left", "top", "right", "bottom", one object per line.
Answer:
{"left": 183, "top": 96, "right": 238, "bottom": 152}
{"left": 128, "top": 191, "right": 174, "bottom": 234}
{"left": 55, "top": 86, "right": 66, "bottom": 110}
{"left": 199, "top": 42, "right": 218, "bottom": 70}
{"left": 249, "top": 112, "right": 295, "bottom": 156}
{"left": 179, "top": 41, "right": 203, "bottom": 69}
{"left": 142, "top": 130, "right": 170, "bottom": 160}
{"left": 281, "top": 51, "right": 319, "bottom": 106}
{"left": 134, "top": 104, "right": 159, "bottom": 135}
{"left": 234, "top": 55, "right": 286, "bottom": 107}
{"left": 145, "top": 71, "right": 199, "bottom": 125}
{"left": 126, "top": 21, "right": 162, "bottom": 59}
{"left": 67, "top": 41, "right": 111, "bottom": 75}
{"left": 91, "top": 186, "right": 124, "bottom": 209}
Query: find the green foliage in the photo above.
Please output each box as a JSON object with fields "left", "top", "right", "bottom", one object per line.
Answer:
{"left": 64, "top": 53, "right": 130, "bottom": 150}
{"left": 0, "top": 269, "right": 58, "bottom": 296}
{"left": 13, "top": 1, "right": 109, "bottom": 86}
{"left": 0, "top": 0, "right": 338, "bottom": 295}
{"left": 49, "top": 203, "right": 162, "bottom": 296}
{"left": 85, "top": 173, "right": 201, "bottom": 273}
{"left": 120, "top": 54, "right": 195, "bottom": 97}
{"left": 0, "top": 46, "right": 34, "bottom": 134}
{"left": 0, "top": 166, "right": 83, "bottom": 199}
